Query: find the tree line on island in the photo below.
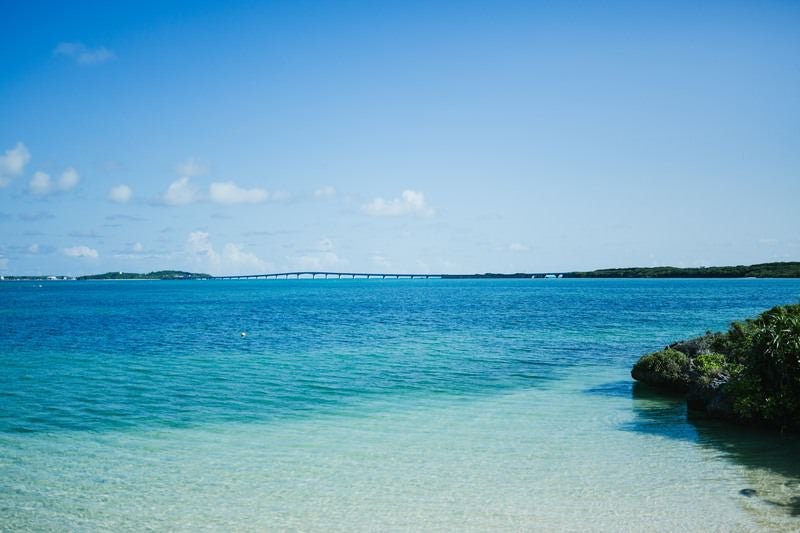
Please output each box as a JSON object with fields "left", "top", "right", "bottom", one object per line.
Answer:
{"left": 76, "top": 270, "right": 210, "bottom": 280}
{"left": 566, "top": 261, "right": 800, "bottom": 279}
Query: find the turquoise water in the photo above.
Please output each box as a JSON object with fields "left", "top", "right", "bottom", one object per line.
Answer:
{"left": 2, "top": 279, "right": 800, "bottom": 531}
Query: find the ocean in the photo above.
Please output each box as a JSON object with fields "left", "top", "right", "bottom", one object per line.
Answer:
{"left": 2, "top": 278, "right": 800, "bottom": 531}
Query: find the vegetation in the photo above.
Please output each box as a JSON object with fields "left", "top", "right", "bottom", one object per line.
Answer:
{"left": 567, "top": 262, "right": 800, "bottom": 279}
{"left": 445, "top": 262, "right": 800, "bottom": 279}
{"left": 632, "top": 304, "right": 800, "bottom": 431}
{"left": 715, "top": 305, "right": 800, "bottom": 428}
{"left": 631, "top": 348, "right": 691, "bottom": 390}
{"left": 77, "top": 270, "right": 210, "bottom": 280}
{"left": 693, "top": 353, "right": 728, "bottom": 384}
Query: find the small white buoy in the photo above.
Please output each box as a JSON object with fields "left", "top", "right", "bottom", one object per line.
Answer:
{"left": 240, "top": 331, "right": 247, "bottom": 337}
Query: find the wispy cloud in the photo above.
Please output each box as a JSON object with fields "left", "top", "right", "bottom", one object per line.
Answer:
{"left": 113, "top": 242, "right": 157, "bottom": 259}
{"left": 54, "top": 42, "right": 116, "bottom": 66}
{"left": 209, "top": 181, "right": 268, "bottom": 205}
{"left": 372, "top": 254, "right": 392, "bottom": 269}
{"left": 106, "top": 214, "right": 145, "bottom": 222}
{"left": 18, "top": 211, "right": 55, "bottom": 222}
{"left": 364, "top": 190, "right": 434, "bottom": 217}
{"left": 63, "top": 245, "right": 99, "bottom": 259}
{"left": 314, "top": 186, "right": 337, "bottom": 199}
{"left": 0, "top": 142, "right": 31, "bottom": 187}
{"left": 67, "top": 230, "right": 103, "bottom": 239}
{"left": 175, "top": 158, "right": 207, "bottom": 177}
{"left": 508, "top": 242, "right": 530, "bottom": 252}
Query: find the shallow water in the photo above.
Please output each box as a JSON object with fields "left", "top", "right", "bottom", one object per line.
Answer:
{"left": 2, "top": 279, "right": 800, "bottom": 531}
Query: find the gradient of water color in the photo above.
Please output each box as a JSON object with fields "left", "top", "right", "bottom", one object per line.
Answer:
{"left": 2, "top": 279, "right": 800, "bottom": 531}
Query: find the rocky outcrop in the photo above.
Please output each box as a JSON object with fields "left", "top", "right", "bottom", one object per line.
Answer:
{"left": 632, "top": 336, "right": 739, "bottom": 423}
{"left": 685, "top": 373, "right": 737, "bottom": 422}
{"left": 633, "top": 304, "right": 800, "bottom": 431}
{"left": 667, "top": 333, "right": 719, "bottom": 358}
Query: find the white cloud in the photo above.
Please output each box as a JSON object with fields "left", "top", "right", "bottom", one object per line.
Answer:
{"left": 28, "top": 243, "right": 39, "bottom": 254}
{"left": 0, "top": 258, "right": 8, "bottom": 270}
{"left": 0, "top": 142, "right": 31, "bottom": 187}
{"left": 175, "top": 158, "right": 207, "bottom": 177}
{"left": 509, "top": 243, "right": 530, "bottom": 252}
{"left": 294, "top": 252, "right": 344, "bottom": 271}
{"left": 29, "top": 171, "right": 52, "bottom": 194}
{"left": 131, "top": 242, "right": 144, "bottom": 253}
{"left": 314, "top": 186, "right": 337, "bottom": 198}
{"left": 28, "top": 168, "right": 79, "bottom": 195}
{"left": 186, "top": 231, "right": 217, "bottom": 262}
{"left": 63, "top": 245, "right": 99, "bottom": 259}
{"left": 108, "top": 184, "right": 133, "bottom": 203}
{"left": 292, "top": 238, "right": 346, "bottom": 271}
{"left": 184, "top": 232, "right": 268, "bottom": 275}
{"left": 209, "top": 181, "right": 268, "bottom": 205}
{"left": 286, "top": 238, "right": 346, "bottom": 271}
{"left": 222, "top": 243, "right": 264, "bottom": 271}
{"left": 364, "top": 190, "right": 433, "bottom": 217}
{"left": 54, "top": 42, "right": 115, "bottom": 66}
{"left": 163, "top": 176, "right": 198, "bottom": 205}
{"left": 58, "top": 167, "right": 79, "bottom": 190}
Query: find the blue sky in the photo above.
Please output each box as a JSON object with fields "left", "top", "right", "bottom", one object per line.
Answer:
{"left": 1, "top": 0, "right": 799, "bottom": 276}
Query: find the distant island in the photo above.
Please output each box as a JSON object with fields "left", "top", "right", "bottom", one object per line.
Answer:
{"left": 445, "top": 262, "right": 800, "bottom": 279}
{"left": 76, "top": 270, "right": 211, "bottom": 280}
{"left": 564, "top": 261, "right": 800, "bottom": 279}
{"left": 2, "top": 262, "right": 800, "bottom": 281}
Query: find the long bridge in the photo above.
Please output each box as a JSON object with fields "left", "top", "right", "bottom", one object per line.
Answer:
{"left": 211, "top": 271, "right": 444, "bottom": 280}
{"left": 209, "top": 271, "right": 567, "bottom": 280}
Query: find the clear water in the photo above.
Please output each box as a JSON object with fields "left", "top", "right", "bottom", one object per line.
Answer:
{"left": 1, "top": 279, "right": 800, "bottom": 531}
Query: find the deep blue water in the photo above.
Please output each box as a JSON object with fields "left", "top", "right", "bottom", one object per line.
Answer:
{"left": 2, "top": 278, "right": 799, "bottom": 434}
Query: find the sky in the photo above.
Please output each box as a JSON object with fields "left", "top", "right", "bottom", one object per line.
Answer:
{"left": 1, "top": 0, "right": 799, "bottom": 276}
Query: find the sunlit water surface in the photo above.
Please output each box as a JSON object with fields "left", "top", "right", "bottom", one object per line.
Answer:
{"left": 2, "top": 279, "right": 800, "bottom": 531}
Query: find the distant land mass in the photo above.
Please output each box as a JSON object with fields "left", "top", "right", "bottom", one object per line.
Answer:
{"left": 445, "top": 262, "right": 800, "bottom": 279}
{"left": 76, "top": 270, "right": 211, "bottom": 280}
{"left": 2, "top": 262, "right": 800, "bottom": 281}
{"left": 563, "top": 261, "right": 800, "bottom": 279}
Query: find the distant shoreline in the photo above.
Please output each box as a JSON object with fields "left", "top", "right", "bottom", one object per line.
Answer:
{"left": 2, "top": 262, "right": 799, "bottom": 281}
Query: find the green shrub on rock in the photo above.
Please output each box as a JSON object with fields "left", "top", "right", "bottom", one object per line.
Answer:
{"left": 631, "top": 348, "right": 691, "bottom": 391}
{"left": 693, "top": 353, "right": 727, "bottom": 378}
{"left": 633, "top": 303, "right": 800, "bottom": 431}
{"left": 728, "top": 304, "right": 800, "bottom": 428}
